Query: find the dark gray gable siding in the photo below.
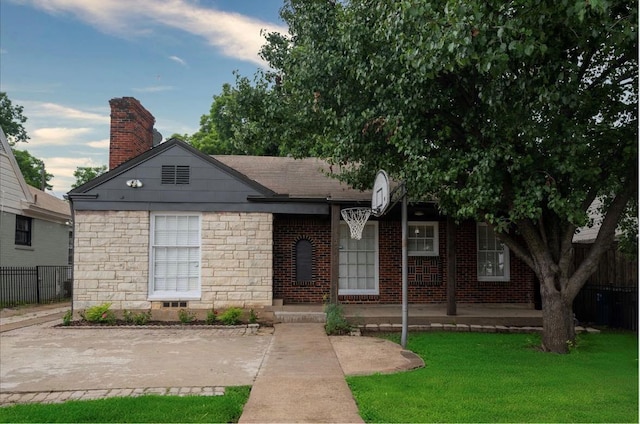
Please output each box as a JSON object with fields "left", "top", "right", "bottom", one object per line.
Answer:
{"left": 69, "top": 140, "right": 329, "bottom": 214}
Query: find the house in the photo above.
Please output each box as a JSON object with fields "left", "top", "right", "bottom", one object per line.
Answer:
{"left": 0, "top": 127, "right": 72, "bottom": 268}
{"left": 0, "top": 126, "right": 72, "bottom": 305}
{"left": 67, "top": 97, "right": 536, "bottom": 318}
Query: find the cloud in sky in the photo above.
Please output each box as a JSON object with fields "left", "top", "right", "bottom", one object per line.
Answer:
{"left": 169, "top": 55, "right": 188, "bottom": 67}
{"left": 45, "top": 155, "right": 104, "bottom": 194}
{"left": 18, "top": 0, "right": 287, "bottom": 66}
{"left": 25, "top": 102, "right": 109, "bottom": 123}
{"left": 86, "top": 138, "right": 109, "bottom": 149}
{"left": 31, "top": 127, "right": 93, "bottom": 145}
{"left": 132, "top": 85, "right": 174, "bottom": 93}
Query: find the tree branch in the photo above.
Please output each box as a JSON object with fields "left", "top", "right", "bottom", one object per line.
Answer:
{"left": 566, "top": 180, "right": 637, "bottom": 300}
{"left": 493, "top": 221, "right": 534, "bottom": 271}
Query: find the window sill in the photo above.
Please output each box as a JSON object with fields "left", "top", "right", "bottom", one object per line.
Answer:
{"left": 14, "top": 245, "right": 34, "bottom": 251}
{"left": 478, "top": 278, "right": 511, "bottom": 283}
{"left": 338, "top": 290, "right": 379, "bottom": 296}
{"left": 148, "top": 293, "right": 201, "bottom": 301}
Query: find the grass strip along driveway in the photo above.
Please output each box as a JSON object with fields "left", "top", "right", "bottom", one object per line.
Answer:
{"left": 348, "top": 332, "right": 638, "bottom": 423}
{"left": 0, "top": 387, "right": 249, "bottom": 423}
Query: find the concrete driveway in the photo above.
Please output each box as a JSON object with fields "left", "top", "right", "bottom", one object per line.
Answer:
{"left": 0, "top": 322, "right": 272, "bottom": 393}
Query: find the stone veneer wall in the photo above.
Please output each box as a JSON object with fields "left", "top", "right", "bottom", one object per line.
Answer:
{"left": 73, "top": 210, "right": 273, "bottom": 311}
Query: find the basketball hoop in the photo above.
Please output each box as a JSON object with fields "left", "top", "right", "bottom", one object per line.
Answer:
{"left": 341, "top": 207, "right": 372, "bottom": 240}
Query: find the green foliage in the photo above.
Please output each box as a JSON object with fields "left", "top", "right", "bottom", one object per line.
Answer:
{"left": 223, "top": 0, "right": 637, "bottom": 352}
{"left": 72, "top": 165, "right": 107, "bottom": 189}
{"left": 61, "top": 310, "right": 73, "bottom": 326}
{"left": 617, "top": 201, "right": 638, "bottom": 259}
{"left": 206, "top": 309, "right": 218, "bottom": 325}
{"left": 348, "top": 332, "right": 638, "bottom": 423}
{"left": 0, "top": 92, "right": 29, "bottom": 144}
{"left": 124, "top": 309, "right": 152, "bottom": 325}
{"left": 248, "top": 309, "right": 258, "bottom": 324}
{"left": 0, "top": 386, "right": 251, "bottom": 423}
{"left": 189, "top": 80, "right": 287, "bottom": 156}
{"left": 218, "top": 307, "right": 243, "bottom": 325}
{"left": 177, "top": 309, "right": 196, "bottom": 324}
{"left": 122, "top": 309, "right": 134, "bottom": 324}
{"left": 11, "top": 149, "right": 53, "bottom": 190}
{"left": 82, "top": 303, "right": 116, "bottom": 325}
{"left": 324, "top": 303, "right": 351, "bottom": 335}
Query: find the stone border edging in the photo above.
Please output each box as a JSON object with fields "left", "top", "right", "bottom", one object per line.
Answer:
{"left": 0, "top": 386, "right": 226, "bottom": 407}
{"left": 55, "top": 323, "right": 260, "bottom": 335}
{"left": 357, "top": 323, "right": 601, "bottom": 334}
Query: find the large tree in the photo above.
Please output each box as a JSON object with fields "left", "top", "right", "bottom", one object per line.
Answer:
{"left": 241, "top": 0, "right": 637, "bottom": 353}
{"left": 0, "top": 92, "right": 54, "bottom": 190}
{"left": 13, "top": 149, "right": 53, "bottom": 190}
{"left": 189, "top": 79, "right": 287, "bottom": 156}
{"left": 72, "top": 165, "right": 107, "bottom": 189}
{"left": 0, "top": 91, "right": 29, "bottom": 144}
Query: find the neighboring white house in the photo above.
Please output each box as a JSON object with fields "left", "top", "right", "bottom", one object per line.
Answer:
{"left": 0, "top": 127, "right": 71, "bottom": 267}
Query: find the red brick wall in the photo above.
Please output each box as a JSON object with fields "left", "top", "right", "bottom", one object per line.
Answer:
{"left": 273, "top": 216, "right": 535, "bottom": 305}
{"left": 273, "top": 216, "right": 332, "bottom": 303}
{"left": 453, "top": 220, "right": 535, "bottom": 304}
{"left": 109, "top": 97, "right": 155, "bottom": 170}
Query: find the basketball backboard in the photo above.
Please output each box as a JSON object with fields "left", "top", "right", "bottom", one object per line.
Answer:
{"left": 372, "top": 170, "right": 390, "bottom": 217}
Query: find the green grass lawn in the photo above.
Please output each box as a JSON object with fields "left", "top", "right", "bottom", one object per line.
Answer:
{"left": 0, "top": 386, "right": 250, "bottom": 423}
{"left": 348, "top": 332, "right": 638, "bottom": 423}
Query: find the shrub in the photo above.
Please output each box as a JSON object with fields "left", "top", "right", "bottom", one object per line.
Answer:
{"left": 324, "top": 303, "right": 351, "bottom": 335}
{"left": 83, "top": 303, "right": 116, "bottom": 325}
{"left": 206, "top": 309, "right": 218, "bottom": 325}
{"left": 133, "top": 310, "right": 152, "bottom": 325}
{"left": 219, "top": 307, "right": 243, "bottom": 325}
{"left": 62, "top": 310, "right": 73, "bottom": 326}
{"left": 248, "top": 309, "right": 258, "bottom": 324}
{"left": 123, "top": 309, "right": 152, "bottom": 325}
{"left": 178, "top": 309, "right": 196, "bottom": 324}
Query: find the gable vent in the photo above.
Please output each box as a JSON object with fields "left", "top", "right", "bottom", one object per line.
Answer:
{"left": 161, "top": 165, "right": 190, "bottom": 185}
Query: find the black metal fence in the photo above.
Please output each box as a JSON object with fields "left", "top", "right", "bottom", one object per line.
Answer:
{"left": 0, "top": 266, "right": 72, "bottom": 307}
{"left": 573, "top": 285, "right": 638, "bottom": 331}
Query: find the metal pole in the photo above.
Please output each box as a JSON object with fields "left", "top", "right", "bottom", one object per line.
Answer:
{"left": 401, "top": 193, "right": 408, "bottom": 348}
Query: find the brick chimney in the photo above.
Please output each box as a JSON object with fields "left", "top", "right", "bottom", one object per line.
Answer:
{"left": 109, "top": 97, "right": 155, "bottom": 170}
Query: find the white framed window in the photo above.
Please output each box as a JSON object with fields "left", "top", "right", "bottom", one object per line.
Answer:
{"left": 339, "top": 221, "right": 379, "bottom": 295}
{"left": 408, "top": 221, "right": 439, "bottom": 256}
{"left": 477, "top": 223, "right": 510, "bottom": 281}
{"left": 149, "top": 213, "right": 201, "bottom": 299}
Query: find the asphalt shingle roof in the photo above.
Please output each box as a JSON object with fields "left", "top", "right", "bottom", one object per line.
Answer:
{"left": 213, "top": 155, "right": 371, "bottom": 202}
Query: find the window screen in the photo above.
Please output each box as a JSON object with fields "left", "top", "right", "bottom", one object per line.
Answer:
{"left": 477, "top": 223, "right": 510, "bottom": 281}
{"left": 295, "top": 239, "right": 313, "bottom": 282}
{"left": 15, "top": 215, "right": 32, "bottom": 246}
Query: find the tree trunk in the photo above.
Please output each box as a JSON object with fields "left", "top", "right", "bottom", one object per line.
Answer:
{"left": 540, "top": 284, "right": 575, "bottom": 354}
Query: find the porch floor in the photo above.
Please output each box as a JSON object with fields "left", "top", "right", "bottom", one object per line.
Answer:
{"left": 267, "top": 303, "right": 543, "bottom": 327}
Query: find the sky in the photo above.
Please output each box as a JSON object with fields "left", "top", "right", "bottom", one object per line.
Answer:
{"left": 0, "top": 0, "right": 287, "bottom": 197}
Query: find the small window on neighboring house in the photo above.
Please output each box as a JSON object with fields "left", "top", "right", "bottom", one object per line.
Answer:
{"left": 161, "top": 165, "right": 190, "bottom": 184}
{"left": 477, "top": 223, "right": 510, "bottom": 281}
{"left": 15, "top": 215, "right": 32, "bottom": 246}
{"left": 68, "top": 231, "right": 73, "bottom": 265}
{"left": 408, "top": 222, "right": 439, "bottom": 256}
{"left": 295, "top": 239, "right": 313, "bottom": 282}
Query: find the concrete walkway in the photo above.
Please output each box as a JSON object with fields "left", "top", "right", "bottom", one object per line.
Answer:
{"left": 239, "top": 323, "right": 365, "bottom": 423}
{"left": 0, "top": 303, "right": 70, "bottom": 333}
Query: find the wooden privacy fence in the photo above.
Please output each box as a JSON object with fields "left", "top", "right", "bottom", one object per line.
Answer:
{"left": 572, "top": 243, "right": 638, "bottom": 330}
{"left": 572, "top": 243, "right": 637, "bottom": 287}
{"left": 0, "top": 266, "right": 72, "bottom": 307}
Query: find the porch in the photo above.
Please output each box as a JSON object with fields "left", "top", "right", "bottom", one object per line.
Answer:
{"left": 265, "top": 303, "right": 543, "bottom": 327}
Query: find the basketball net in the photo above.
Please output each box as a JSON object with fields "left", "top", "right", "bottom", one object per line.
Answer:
{"left": 341, "top": 207, "right": 372, "bottom": 240}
